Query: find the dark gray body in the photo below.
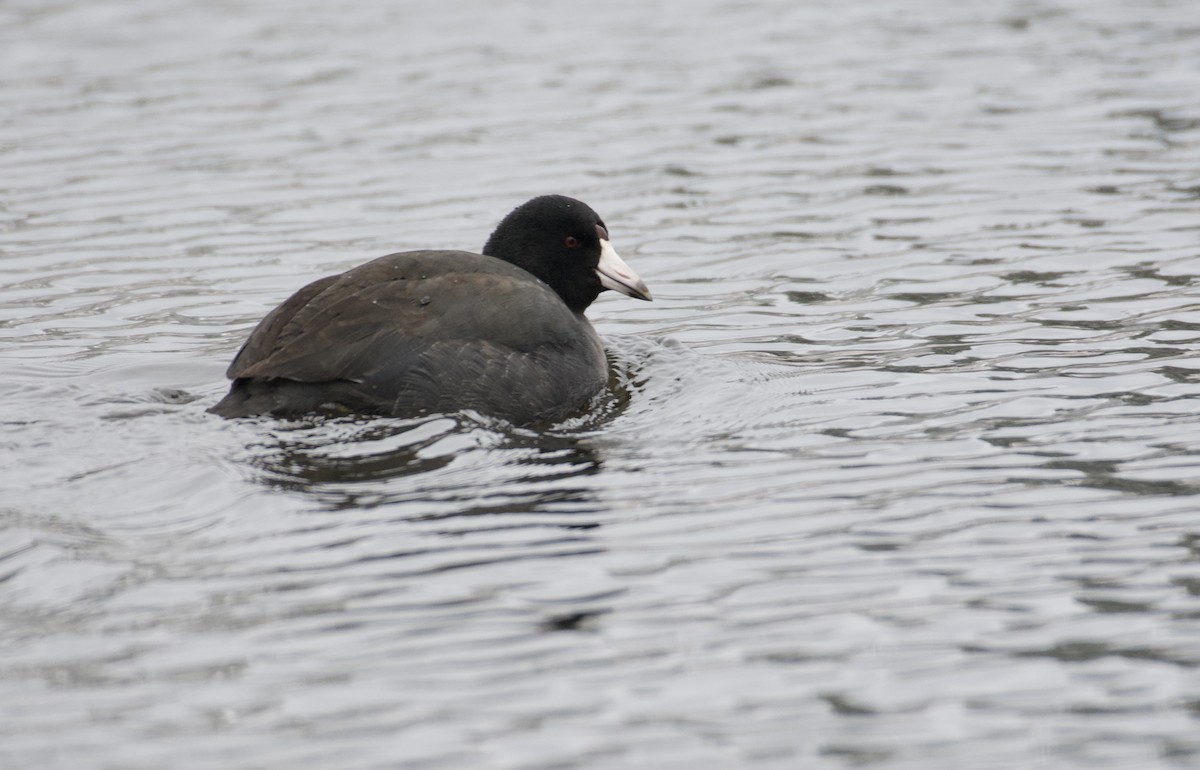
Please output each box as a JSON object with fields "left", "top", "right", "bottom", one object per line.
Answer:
{"left": 209, "top": 250, "right": 608, "bottom": 424}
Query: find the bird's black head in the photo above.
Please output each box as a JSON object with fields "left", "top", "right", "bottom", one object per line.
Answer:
{"left": 482, "top": 195, "right": 651, "bottom": 314}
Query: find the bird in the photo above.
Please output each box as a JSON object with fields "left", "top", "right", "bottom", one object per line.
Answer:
{"left": 208, "top": 195, "right": 652, "bottom": 424}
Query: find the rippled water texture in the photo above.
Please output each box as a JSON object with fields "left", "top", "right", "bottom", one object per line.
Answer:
{"left": 4, "top": 1, "right": 1200, "bottom": 768}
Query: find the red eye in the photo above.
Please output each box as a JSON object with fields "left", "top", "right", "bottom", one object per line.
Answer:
{"left": 564, "top": 236, "right": 581, "bottom": 248}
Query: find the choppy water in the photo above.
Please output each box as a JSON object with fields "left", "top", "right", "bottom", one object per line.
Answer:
{"left": 4, "top": 1, "right": 1200, "bottom": 768}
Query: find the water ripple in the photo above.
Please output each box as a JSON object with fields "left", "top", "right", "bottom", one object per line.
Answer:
{"left": 4, "top": 0, "right": 1200, "bottom": 768}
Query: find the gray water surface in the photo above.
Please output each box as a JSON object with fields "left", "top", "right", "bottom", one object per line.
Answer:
{"left": 4, "top": 1, "right": 1200, "bottom": 768}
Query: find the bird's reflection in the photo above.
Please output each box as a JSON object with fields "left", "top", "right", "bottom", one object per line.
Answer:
{"left": 248, "top": 415, "right": 464, "bottom": 491}
{"left": 237, "top": 365, "right": 634, "bottom": 523}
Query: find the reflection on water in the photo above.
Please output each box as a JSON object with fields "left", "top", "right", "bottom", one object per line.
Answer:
{"left": 240, "top": 357, "right": 639, "bottom": 514}
{"left": 249, "top": 417, "right": 475, "bottom": 493}
{"left": 245, "top": 414, "right": 609, "bottom": 519}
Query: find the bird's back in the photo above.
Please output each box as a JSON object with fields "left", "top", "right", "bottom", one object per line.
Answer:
{"left": 209, "top": 250, "right": 608, "bottom": 423}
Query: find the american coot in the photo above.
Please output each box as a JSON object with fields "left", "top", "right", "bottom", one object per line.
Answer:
{"left": 209, "top": 195, "right": 652, "bottom": 424}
